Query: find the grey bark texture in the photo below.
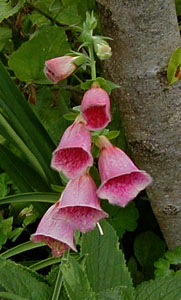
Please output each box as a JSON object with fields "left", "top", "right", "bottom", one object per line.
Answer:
{"left": 97, "top": 0, "right": 181, "bottom": 249}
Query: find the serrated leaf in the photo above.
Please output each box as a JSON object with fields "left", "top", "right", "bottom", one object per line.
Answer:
{"left": 96, "top": 286, "right": 134, "bottom": 300}
{"left": 102, "top": 202, "right": 139, "bottom": 238}
{"left": 134, "top": 231, "right": 166, "bottom": 278}
{"left": 0, "top": 26, "right": 12, "bottom": 51}
{"left": 167, "top": 47, "right": 181, "bottom": 84}
{"left": 165, "top": 246, "right": 181, "bottom": 265}
{"left": 9, "top": 26, "right": 70, "bottom": 84}
{"left": 81, "top": 77, "right": 120, "bottom": 94}
{"left": 0, "top": 0, "right": 25, "bottom": 23}
{"left": 81, "top": 220, "right": 133, "bottom": 294}
{"left": 154, "top": 258, "right": 174, "bottom": 278}
{"left": 154, "top": 247, "right": 181, "bottom": 278}
{"left": 0, "top": 256, "right": 52, "bottom": 300}
{"left": 135, "top": 272, "right": 181, "bottom": 300}
{"left": 62, "top": 256, "right": 96, "bottom": 300}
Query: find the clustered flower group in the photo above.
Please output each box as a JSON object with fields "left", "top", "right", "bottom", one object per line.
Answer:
{"left": 31, "top": 55, "right": 152, "bottom": 257}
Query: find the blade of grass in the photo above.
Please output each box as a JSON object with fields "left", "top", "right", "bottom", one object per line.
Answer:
{"left": 0, "top": 241, "right": 45, "bottom": 259}
{"left": 0, "top": 112, "right": 46, "bottom": 180}
{"left": 0, "top": 192, "right": 60, "bottom": 205}
{"left": 0, "top": 61, "right": 59, "bottom": 185}
{"left": 0, "top": 292, "right": 29, "bottom": 300}
{"left": 0, "top": 144, "right": 50, "bottom": 192}
{"left": 30, "top": 256, "right": 62, "bottom": 271}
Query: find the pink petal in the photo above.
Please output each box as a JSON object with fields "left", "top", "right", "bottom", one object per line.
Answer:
{"left": 31, "top": 203, "right": 76, "bottom": 257}
{"left": 97, "top": 136, "right": 152, "bottom": 207}
{"left": 81, "top": 87, "right": 111, "bottom": 130}
{"left": 58, "top": 174, "right": 108, "bottom": 232}
{"left": 44, "top": 56, "right": 77, "bottom": 83}
{"left": 51, "top": 119, "right": 93, "bottom": 179}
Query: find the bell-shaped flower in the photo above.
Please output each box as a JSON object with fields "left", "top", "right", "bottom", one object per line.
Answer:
{"left": 97, "top": 136, "right": 152, "bottom": 207}
{"left": 57, "top": 173, "right": 108, "bottom": 233}
{"left": 81, "top": 85, "right": 111, "bottom": 130}
{"left": 31, "top": 203, "right": 76, "bottom": 257}
{"left": 51, "top": 116, "right": 93, "bottom": 179}
{"left": 44, "top": 56, "right": 77, "bottom": 83}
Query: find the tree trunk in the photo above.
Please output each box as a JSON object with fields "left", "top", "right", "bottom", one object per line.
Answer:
{"left": 97, "top": 0, "right": 181, "bottom": 249}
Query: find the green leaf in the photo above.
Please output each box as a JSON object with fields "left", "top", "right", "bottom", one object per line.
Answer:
{"left": 165, "top": 246, "right": 181, "bottom": 265}
{"left": 62, "top": 256, "right": 95, "bottom": 300}
{"left": 81, "top": 77, "right": 120, "bottom": 94}
{"left": 63, "top": 112, "right": 79, "bottom": 121}
{"left": 0, "top": 241, "right": 45, "bottom": 259}
{"left": 135, "top": 272, "right": 181, "bottom": 300}
{"left": 0, "top": 26, "right": 12, "bottom": 51}
{"left": 96, "top": 286, "right": 134, "bottom": 300}
{"left": 0, "top": 256, "right": 52, "bottom": 300}
{"left": 0, "top": 0, "right": 25, "bottom": 23}
{"left": 167, "top": 47, "right": 181, "bottom": 84}
{"left": 9, "top": 26, "right": 70, "bottom": 84}
{"left": 0, "top": 144, "right": 49, "bottom": 192}
{"left": 134, "top": 231, "right": 166, "bottom": 278}
{"left": 30, "top": 256, "right": 62, "bottom": 271}
{"left": 32, "top": 87, "right": 70, "bottom": 145}
{"left": 0, "top": 173, "right": 10, "bottom": 198}
{"left": 154, "top": 247, "right": 181, "bottom": 278}
{"left": 0, "top": 292, "right": 29, "bottom": 300}
{"left": 81, "top": 220, "right": 133, "bottom": 294}
{"left": 104, "top": 130, "right": 120, "bottom": 140}
{"left": 0, "top": 61, "right": 59, "bottom": 185}
{"left": 0, "top": 192, "right": 59, "bottom": 206}
{"left": 175, "top": 0, "right": 181, "bottom": 16}
{"left": 102, "top": 202, "right": 139, "bottom": 238}
{"left": 56, "top": 5, "right": 81, "bottom": 25}
{"left": 0, "top": 112, "right": 46, "bottom": 182}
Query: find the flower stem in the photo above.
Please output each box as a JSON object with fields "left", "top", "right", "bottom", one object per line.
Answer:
{"left": 88, "top": 44, "right": 96, "bottom": 81}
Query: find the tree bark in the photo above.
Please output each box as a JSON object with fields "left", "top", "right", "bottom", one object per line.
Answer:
{"left": 97, "top": 0, "right": 181, "bottom": 249}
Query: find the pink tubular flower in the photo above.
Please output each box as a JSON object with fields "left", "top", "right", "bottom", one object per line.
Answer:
{"left": 51, "top": 116, "right": 93, "bottom": 179}
{"left": 81, "top": 86, "right": 111, "bottom": 130}
{"left": 97, "top": 136, "right": 152, "bottom": 207}
{"left": 31, "top": 203, "right": 76, "bottom": 257}
{"left": 44, "top": 56, "right": 77, "bottom": 83}
{"left": 57, "top": 173, "right": 108, "bottom": 233}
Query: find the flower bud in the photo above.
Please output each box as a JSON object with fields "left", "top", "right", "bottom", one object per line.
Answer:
{"left": 44, "top": 56, "right": 77, "bottom": 83}
{"left": 93, "top": 38, "right": 112, "bottom": 60}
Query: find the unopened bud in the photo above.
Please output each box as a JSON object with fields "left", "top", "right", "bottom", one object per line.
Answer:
{"left": 93, "top": 38, "right": 112, "bottom": 60}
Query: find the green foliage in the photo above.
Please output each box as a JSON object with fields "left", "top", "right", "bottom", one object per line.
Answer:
{"left": 96, "top": 287, "right": 133, "bottom": 300}
{"left": 0, "top": 61, "right": 59, "bottom": 186}
{"left": 9, "top": 26, "right": 70, "bottom": 84}
{"left": 0, "top": 256, "right": 52, "bottom": 300}
{"left": 0, "top": 173, "right": 10, "bottom": 198}
{"left": 0, "top": 0, "right": 25, "bottom": 23}
{"left": 0, "top": 26, "right": 12, "bottom": 51}
{"left": 32, "top": 87, "right": 70, "bottom": 144}
{"left": 81, "top": 220, "right": 134, "bottom": 295}
{"left": 135, "top": 272, "right": 181, "bottom": 300}
{"left": 134, "top": 231, "right": 166, "bottom": 279}
{"left": 0, "top": 216, "right": 13, "bottom": 250}
{"left": 81, "top": 77, "right": 120, "bottom": 94}
{"left": 62, "top": 256, "right": 95, "bottom": 300}
{"left": 102, "top": 201, "right": 139, "bottom": 238}
{"left": 167, "top": 47, "right": 181, "bottom": 84}
{"left": 154, "top": 246, "right": 181, "bottom": 278}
